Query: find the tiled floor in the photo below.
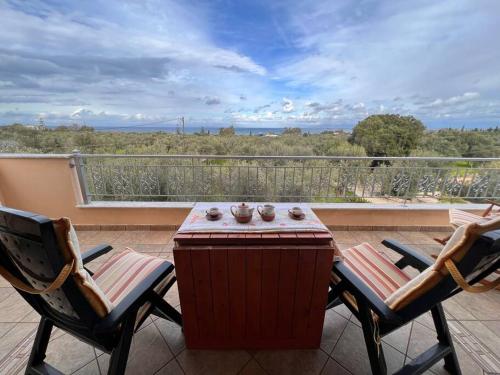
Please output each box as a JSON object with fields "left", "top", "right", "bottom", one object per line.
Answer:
{"left": 0, "top": 230, "right": 499, "bottom": 374}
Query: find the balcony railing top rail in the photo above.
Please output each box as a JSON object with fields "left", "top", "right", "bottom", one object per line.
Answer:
{"left": 62, "top": 153, "right": 500, "bottom": 204}
{"left": 77, "top": 153, "right": 500, "bottom": 162}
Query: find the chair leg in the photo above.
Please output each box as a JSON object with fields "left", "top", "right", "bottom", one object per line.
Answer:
{"left": 149, "top": 291, "right": 182, "bottom": 327}
{"left": 358, "top": 302, "right": 387, "bottom": 375}
{"left": 326, "top": 283, "right": 342, "bottom": 310}
{"left": 108, "top": 313, "right": 136, "bottom": 375}
{"left": 26, "top": 317, "right": 53, "bottom": 372}
{"left": 430, "top": 304, "right": 462, "bottom": 375}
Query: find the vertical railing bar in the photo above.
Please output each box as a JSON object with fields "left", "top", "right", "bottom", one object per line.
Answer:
{"left": 326, "top": 163, "right": 333, "bottom": 199}
{"left": 309, "top": 165, "right": 314, "bottom": 200}
{"left": 300, "top": 160, "right": 305, "bottom": 202}
{"left": 466, "top": 170, "right": 477, "bottom": 198}
{"left": 318, "top": 165, "right": 324, "bottom": 199}
{"left": 265, "top": 166, "right": 269, "bottom": 200}
{"left": 432, "top": 169, "right": 442, "bottom": 197}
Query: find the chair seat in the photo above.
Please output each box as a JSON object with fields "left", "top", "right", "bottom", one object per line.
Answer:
{"left": 92, "top": 248, "right": 175, "bottom": 328}
{"left": 331, "top": 243, "right": 412, "bottom": 300}
{"left": 449, "top": 208, "right": 497, "bottom": 228}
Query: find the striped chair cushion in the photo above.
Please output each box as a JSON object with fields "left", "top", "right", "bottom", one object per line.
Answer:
{"left": 92, "top": 249, "right": 175, "bottom": 328}
{"left": 332, "top": 243, "right": 412, "bottom": 301}
{"left": 449, "top": 208, "right": 497, "bottom": 228}
{"left": 92, "top": 248, "right": 173, "bottom": 306}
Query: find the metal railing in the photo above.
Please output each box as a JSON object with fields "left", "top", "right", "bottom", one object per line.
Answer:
{"left": 73, "top": 152, "right": 500, "bottom": 203}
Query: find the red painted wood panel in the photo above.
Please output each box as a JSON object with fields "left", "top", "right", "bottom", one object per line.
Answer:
{"left": 292, "top": 248, "right": 318, "bottom": 338}
{"left": 174, "top": 231, "right": 334, "bottom": 349}
{"left": 276, "top": 246, "right": 299, "bottom": 338}
{"left": 171, "top": 249, "right": 198, "bottom": 342}
{"left": 190, "top": 249, "right": 215, "bottom": 337}
{"left": 307, "top": 248, "right": 334, "bottom": 345}
{"left": 210, "top": 248, "right": 229, "bottom": 339}
{"left": 227, "top": 248, "right": 246, "bottom": 339}
{"left": 260, "top": 247, "right": 281, "bottom": 338}
{"left": 246, "top": 247, "right": 262, "bottom": 338}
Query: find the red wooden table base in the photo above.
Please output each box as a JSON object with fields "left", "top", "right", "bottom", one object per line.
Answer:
{"left": 173, "top": 232, "right": 334, "bottom": 349}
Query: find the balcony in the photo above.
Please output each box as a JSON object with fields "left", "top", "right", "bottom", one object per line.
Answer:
{"left": 0, "top": 153, "right": 499, "bottom": 374}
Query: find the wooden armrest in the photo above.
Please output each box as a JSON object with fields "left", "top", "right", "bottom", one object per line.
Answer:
{"left": 382, "top": 240, "right": 433, "bottom": 272}
{"left": 82, "top": 244, "right": 113, "bottom": 264}
{"left": 484, "top": 200, "right": 500, "bottom": 217}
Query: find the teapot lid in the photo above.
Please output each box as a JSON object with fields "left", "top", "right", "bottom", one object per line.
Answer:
{"left": 240, "top": 202, "right": 247, "bottom": 207}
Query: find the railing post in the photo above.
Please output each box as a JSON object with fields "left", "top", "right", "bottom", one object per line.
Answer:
{"left": 71, "top": 150, "right": 91, "bottom": 204}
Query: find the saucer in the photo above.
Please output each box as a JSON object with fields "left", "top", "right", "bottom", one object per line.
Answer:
{"left": 288, "top": 211, "right": 305, "bottom": 220}
{"left": 206, "top": 212, "right": 223, "bottom": 221}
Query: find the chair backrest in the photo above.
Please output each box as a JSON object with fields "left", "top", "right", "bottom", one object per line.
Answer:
{"left": 386, "top": 216, "right": 500, "bottom": 318}
{"left": 0, "top": 207, "right": 107, "bottom": 328}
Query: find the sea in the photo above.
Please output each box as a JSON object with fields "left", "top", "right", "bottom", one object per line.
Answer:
{"left": 77, "top": 125, "right": 348, "bottom": 135}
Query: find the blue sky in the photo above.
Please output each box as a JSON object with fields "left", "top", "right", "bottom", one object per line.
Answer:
{"left": 0, "top": 0, "right": 499, "bottom": 129}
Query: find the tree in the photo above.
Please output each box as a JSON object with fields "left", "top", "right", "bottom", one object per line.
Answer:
{"left": 219, "top": 126, "right": 236, "bottom": 136}
{"left": 350, "top": 114, "right": 425, "bottom": 157}
{"left": 282, "top": 127, "right": 302, "bottom": 136}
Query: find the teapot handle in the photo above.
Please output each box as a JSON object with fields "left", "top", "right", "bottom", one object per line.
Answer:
{"left": 257, "top": 205, "right": 263, "bottom": 216}
{"left": 230, "top": 205, "right": 238, "bottom": 217}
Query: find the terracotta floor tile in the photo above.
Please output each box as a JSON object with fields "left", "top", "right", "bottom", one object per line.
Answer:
{"left": 382, "top": 322, "right": 413, "bottom": 355}
{"left": 0, "top": 322, "right": 38, "bottom": 359}
{"left": 0, "top": 322, "right": 15, "bottom": 338}
{"left": 320, "top": 310, "right": 349, "bottom": 355}
{"left": 73, "top": 359, "right": 101, "bottom": 375}
{"left": 239, "top": 359, "right": 268, "bottom": 375}
{"left": 482, "top": 320, "right": 500, "bottom": 337}
{"left": 177, "top": 349, "right": 251, "bottom": 375}
{"left": 155, "top": 359, "right": 185, "bottom": 375}
{"left": 331, "top": 231, "right": 357, "bottom": 243}
{"left": 154, "top": 317, "right": 185, "bottom": 356}
{"left": 320, "top": 358, "right": 352, "bottom": 375}
{"left": 399, "top": 231, "right": 440, "bottom": 245}
{"left": 142, "top": 231, "right": 174, "bottom": 244}
{"left": 0, "top": 292, "right": 34, "bottom": 322}
{"left": 98, "top": 323, "right": 174, "bottom": 375}
{"left": 331, "top": 322, "right": 405, "bottom": 374}
{"left": 254, "top": 349, "right": 328, "bottom": 375}
{"left": 45, "top": 333, "right": 97, "bottom": 374}
{"left": 459, "top": 320, "right": 500, "bottom": 358}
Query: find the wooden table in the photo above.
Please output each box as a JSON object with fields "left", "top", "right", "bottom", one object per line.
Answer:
{"left": 173, "top": 230, "right": 335, "bottom": 349}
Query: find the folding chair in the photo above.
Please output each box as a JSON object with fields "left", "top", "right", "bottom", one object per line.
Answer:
{"left": 327, "top": 217, "right": 500, "bottom": 374}
{"left": 0, "top": 207, "right": 182, "bottom": 375}
{"left": 434, "top": 200, "right": 500, "bottom": 245}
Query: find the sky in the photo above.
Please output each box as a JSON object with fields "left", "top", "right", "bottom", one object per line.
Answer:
{"left": 0, "top": 0, "right": 499, "bottom": 129}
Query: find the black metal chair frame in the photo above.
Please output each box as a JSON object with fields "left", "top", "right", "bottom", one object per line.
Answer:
{"left": 0, "top": 207, "right": 182, "bottom": 375}
{"left": 327, "top": 235, "right": 500, "bottom": 375}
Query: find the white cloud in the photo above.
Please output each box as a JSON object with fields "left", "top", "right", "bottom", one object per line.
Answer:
{"left": 282, "top": 98, "right": 294, "bottom": 113}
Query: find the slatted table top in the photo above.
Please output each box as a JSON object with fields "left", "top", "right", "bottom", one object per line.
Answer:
{"left": 174, "top": 231, "right": 333, "bottom": 246}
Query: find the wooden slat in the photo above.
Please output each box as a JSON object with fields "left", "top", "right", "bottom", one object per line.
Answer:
{"left": 260, "top": 247, "right": 281, "bottom": 338}
{"left": 227, "top": 248, "right": 246, "bottom": 339}
{"left": 276, "top": 246, "right": 299, "bottom": 338}
{"left": 172, "top": 248, "right": 198, "bottom": 342}
{"left": 292, "top": 248, "right": 317, "bottom": 338}
{"left": 210, "top": 248, "right": 229, "bottom": 339}
{"left": 314, "top": 232, "right": 332, "bottom": 239}
{"left": 246, "top": 247, "right": 262, "bottom": 338}
{"left": 307, "top": 248, "right": 334, "bottom": 344}
{"left": 190, "top": 248, "right": 215, "bottom": 337}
